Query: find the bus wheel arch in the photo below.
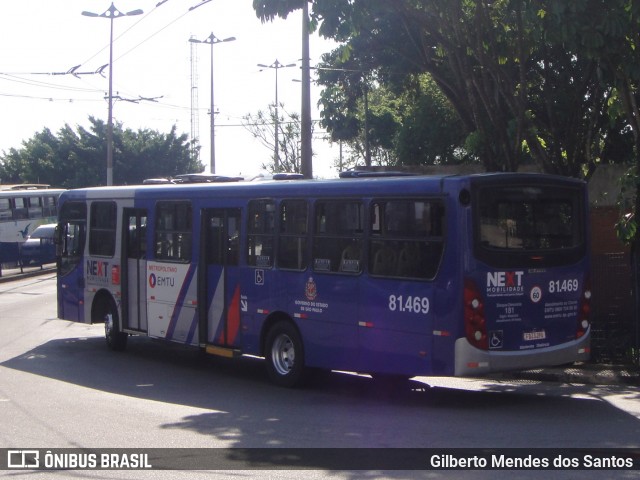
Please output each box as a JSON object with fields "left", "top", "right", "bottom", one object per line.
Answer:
{"left": 92, "top": 289, "right": 128, "bottom": 352}
{"left": 261, "top": 314, "right": 306, "bottom": 388}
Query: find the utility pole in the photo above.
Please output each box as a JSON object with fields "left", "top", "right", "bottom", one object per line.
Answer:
{"left": 189, "top": 33, "right": 235, "bottom": 174}
{"left": 300, "top": 1, "right": 313, "bottom": 179}
{"left": 82, "top": 3, "right": 143, "bottom": 186}
{"left": 189, "top": 36, "right": 200, "bottom": 165}
{"left": 364, "top": 82, "right": 371, "bottom": 167}
{"left": 258, "top": 60, "right": 296, "bottom": 173}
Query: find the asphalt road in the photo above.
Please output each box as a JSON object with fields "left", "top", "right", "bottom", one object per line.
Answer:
{"left": 1, "top": 273, "right": 639, "bottom": 480}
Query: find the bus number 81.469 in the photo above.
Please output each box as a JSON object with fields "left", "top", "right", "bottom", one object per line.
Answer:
{"left": 388, "top": 295, "right": 430, "bottom": 314}
{"left": 548, "top": 279, "right": 579, "bottom": 294}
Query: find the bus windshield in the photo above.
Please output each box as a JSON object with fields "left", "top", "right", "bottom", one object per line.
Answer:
{"left": 475, "top": 183, "right": 584, "bottom": 268}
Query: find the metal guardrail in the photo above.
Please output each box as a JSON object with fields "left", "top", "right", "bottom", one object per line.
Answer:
{"left": 0, "top": 263, "right": 56, "bottom": 282}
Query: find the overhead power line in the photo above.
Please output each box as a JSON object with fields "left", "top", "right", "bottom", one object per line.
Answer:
{"left": 0, "top": 73, "right": 103, "bottom": 93}
{"left": 0, "top": 64, "right": 108, "bottom": 79}
{"left": 0, "top": 92, "right": 103, "bottom": 103}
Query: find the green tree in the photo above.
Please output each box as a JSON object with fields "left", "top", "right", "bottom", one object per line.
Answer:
{"left": 115, "top": 124, "right": 199, "bottom": 184}
{"left": 0, "top": 128, "right": 61, "bottom": 185}
{"left": 0, "top": 117, "right": 201, "bottom": 188}
{"left": 534, "top": 0, "right": 640, "bottom": 242}
{"left": 253, "top": 0, "right": 633, "bottom": 177}
{"left": 396, "top": 75, "right": 472, "bottom": 166}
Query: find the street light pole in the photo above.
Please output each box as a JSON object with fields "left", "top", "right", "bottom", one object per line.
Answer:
{"left": 82, "top": 3, "right": 143, "bottom": 186}
{"left": 258, "top": 60, "right": 296, "bottom": 173}
{"left": 189, "top": 33, "right": 235, "bottom": 174}
{"left": 300, "top": 1, "right": 313, "bottom": 179}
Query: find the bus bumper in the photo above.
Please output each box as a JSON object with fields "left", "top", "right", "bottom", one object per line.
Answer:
{"left": 454, "top": 329, "right": 591, "bottom": 377}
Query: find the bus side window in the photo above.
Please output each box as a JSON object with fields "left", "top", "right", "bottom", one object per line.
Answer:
{"left": 64, "top": 223, "right": 84, "bottom": 256}
{"left": 371, "top": 241, "right": 398, "bottom": 276}
{"left": 27, "top": 196, "right": 43, "bottom": 219}
{"left": 313, "top": 200, "right": 363, "bottom": 274}
{"left": 226, "top": 212, "right": 240, "bottom": 266}
{"left": 89, "top": 201, "right": 117, "bottom": 257}
{"left": 369, "top": 199, "right": 444, "bottom": 279}
{"left": 127, "top": 215, "right": 148, "bottom": 260}
{"left": 43, "top": 196, "right": 57, "bottom": 217}
{"left": 0, "top": 198, "right": 11, "bottom": 221}
{"left": 13, "top": 198, "right": 28, "bottom": 220}
{"left": 155, "top": 202, "right": 193, "bottom": 263}
{"left": 58, "top": 201, "right": 87, "bottom": 277}
{"left": 278, "top": 199, "right": 308, "bottom": 271}
{"left": 247, "top": 199, "right": 275, "bottom": 268}
{"left": 205, "top": 210, "right": 240, "bottom": 266}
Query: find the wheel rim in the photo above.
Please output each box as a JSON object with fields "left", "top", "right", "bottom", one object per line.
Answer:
{"left": 271, "top": 333, "right": 295, "bottom": 376}
{"left": 105, "top": 313, "right": 114, "bottom": 337}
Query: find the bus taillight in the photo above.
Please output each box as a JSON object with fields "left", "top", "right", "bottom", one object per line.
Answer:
{"left": 464, "top": 279, "right": 488, "bottom": 350}
{"left": 577, "top": 280, "right": 592, "bottom": 339}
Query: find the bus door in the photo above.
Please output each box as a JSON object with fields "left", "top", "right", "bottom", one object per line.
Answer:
{"left": 199, "top": 208, "right": 242, "bottom": 347}
{"left": 57, "top": 201, "right": 87, "bottom": 323}
{"left": 122, "top": 209, "right": 148, "bottom": 332}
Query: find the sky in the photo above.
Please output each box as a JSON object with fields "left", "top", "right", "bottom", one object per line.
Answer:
{"left": 0, "top": 0, "right": 341, "bottom": 180}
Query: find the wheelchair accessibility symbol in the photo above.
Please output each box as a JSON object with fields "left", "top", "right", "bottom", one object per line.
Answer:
{"left": 489, "top": 330, "right": 503, "bottom": 349}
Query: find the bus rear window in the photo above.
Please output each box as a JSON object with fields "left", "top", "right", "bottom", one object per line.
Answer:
{"left": 475, "top": 184, "right": 585, "bottom": 267}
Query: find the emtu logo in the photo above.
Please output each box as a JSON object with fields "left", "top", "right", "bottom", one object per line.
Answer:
{"left": 487, "top": 271, "right": 524, "bottom": 288}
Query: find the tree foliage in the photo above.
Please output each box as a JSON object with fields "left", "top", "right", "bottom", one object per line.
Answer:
{"left": 0, "top": 117, "right": 201, "bottom": 188}
{"left": 253, "top": 0, "right": 638, "bottom": 178}
{"left": 396, "top": 76, "right": 472, "bottom": 165}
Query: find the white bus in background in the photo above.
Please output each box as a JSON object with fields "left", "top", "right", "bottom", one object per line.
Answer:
{"left": 0, "top": 185, "right": 64, "bottom": 269}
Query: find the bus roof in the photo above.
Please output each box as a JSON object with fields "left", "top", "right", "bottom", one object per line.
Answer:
{"left": 60, "top": 175, "right": 450, "bottom": 200}
{"left": 0, "top": 184, "right": 60, "bottom": 191}
{"left": 59, "top": 172, "right": 584, "bottom": 202}
{"left": 0, "top": 188, "right": 65, "bottom": 197}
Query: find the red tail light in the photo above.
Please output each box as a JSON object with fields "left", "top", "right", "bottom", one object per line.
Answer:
{"left": 464, "top": 278, "right": 488, "bottom": 350}
{"left": 577, "top": 278, "right": 591, "bottom": 339}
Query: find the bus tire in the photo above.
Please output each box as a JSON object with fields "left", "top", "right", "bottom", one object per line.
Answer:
{"left": 265, "top": 321, "right": 305, "bottom": 388}
{"left": 104, "top": 299, "right": 128, "bottom": 352}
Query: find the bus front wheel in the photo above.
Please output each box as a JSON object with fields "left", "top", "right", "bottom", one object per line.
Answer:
{"left": 265, "top": 321, "right": 305, "bottom": 388}
{"left": 104, "top": 299, "right": 128, "bottom": 352}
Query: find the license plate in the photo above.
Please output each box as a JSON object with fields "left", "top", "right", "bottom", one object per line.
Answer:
{"left": 524, "top": 330, "right": 546, "bottom": 341}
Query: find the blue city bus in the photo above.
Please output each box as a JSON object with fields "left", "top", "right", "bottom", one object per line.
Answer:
{"left": 55, "top": 173, "right": 591, "bottom": 386}
{"left": 0, "top": 185, "right": 64, "bottom": 268}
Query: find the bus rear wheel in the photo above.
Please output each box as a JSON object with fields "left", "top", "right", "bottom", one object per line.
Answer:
{"left": 265, "top": 321, "right": 305, "bottom": 387}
